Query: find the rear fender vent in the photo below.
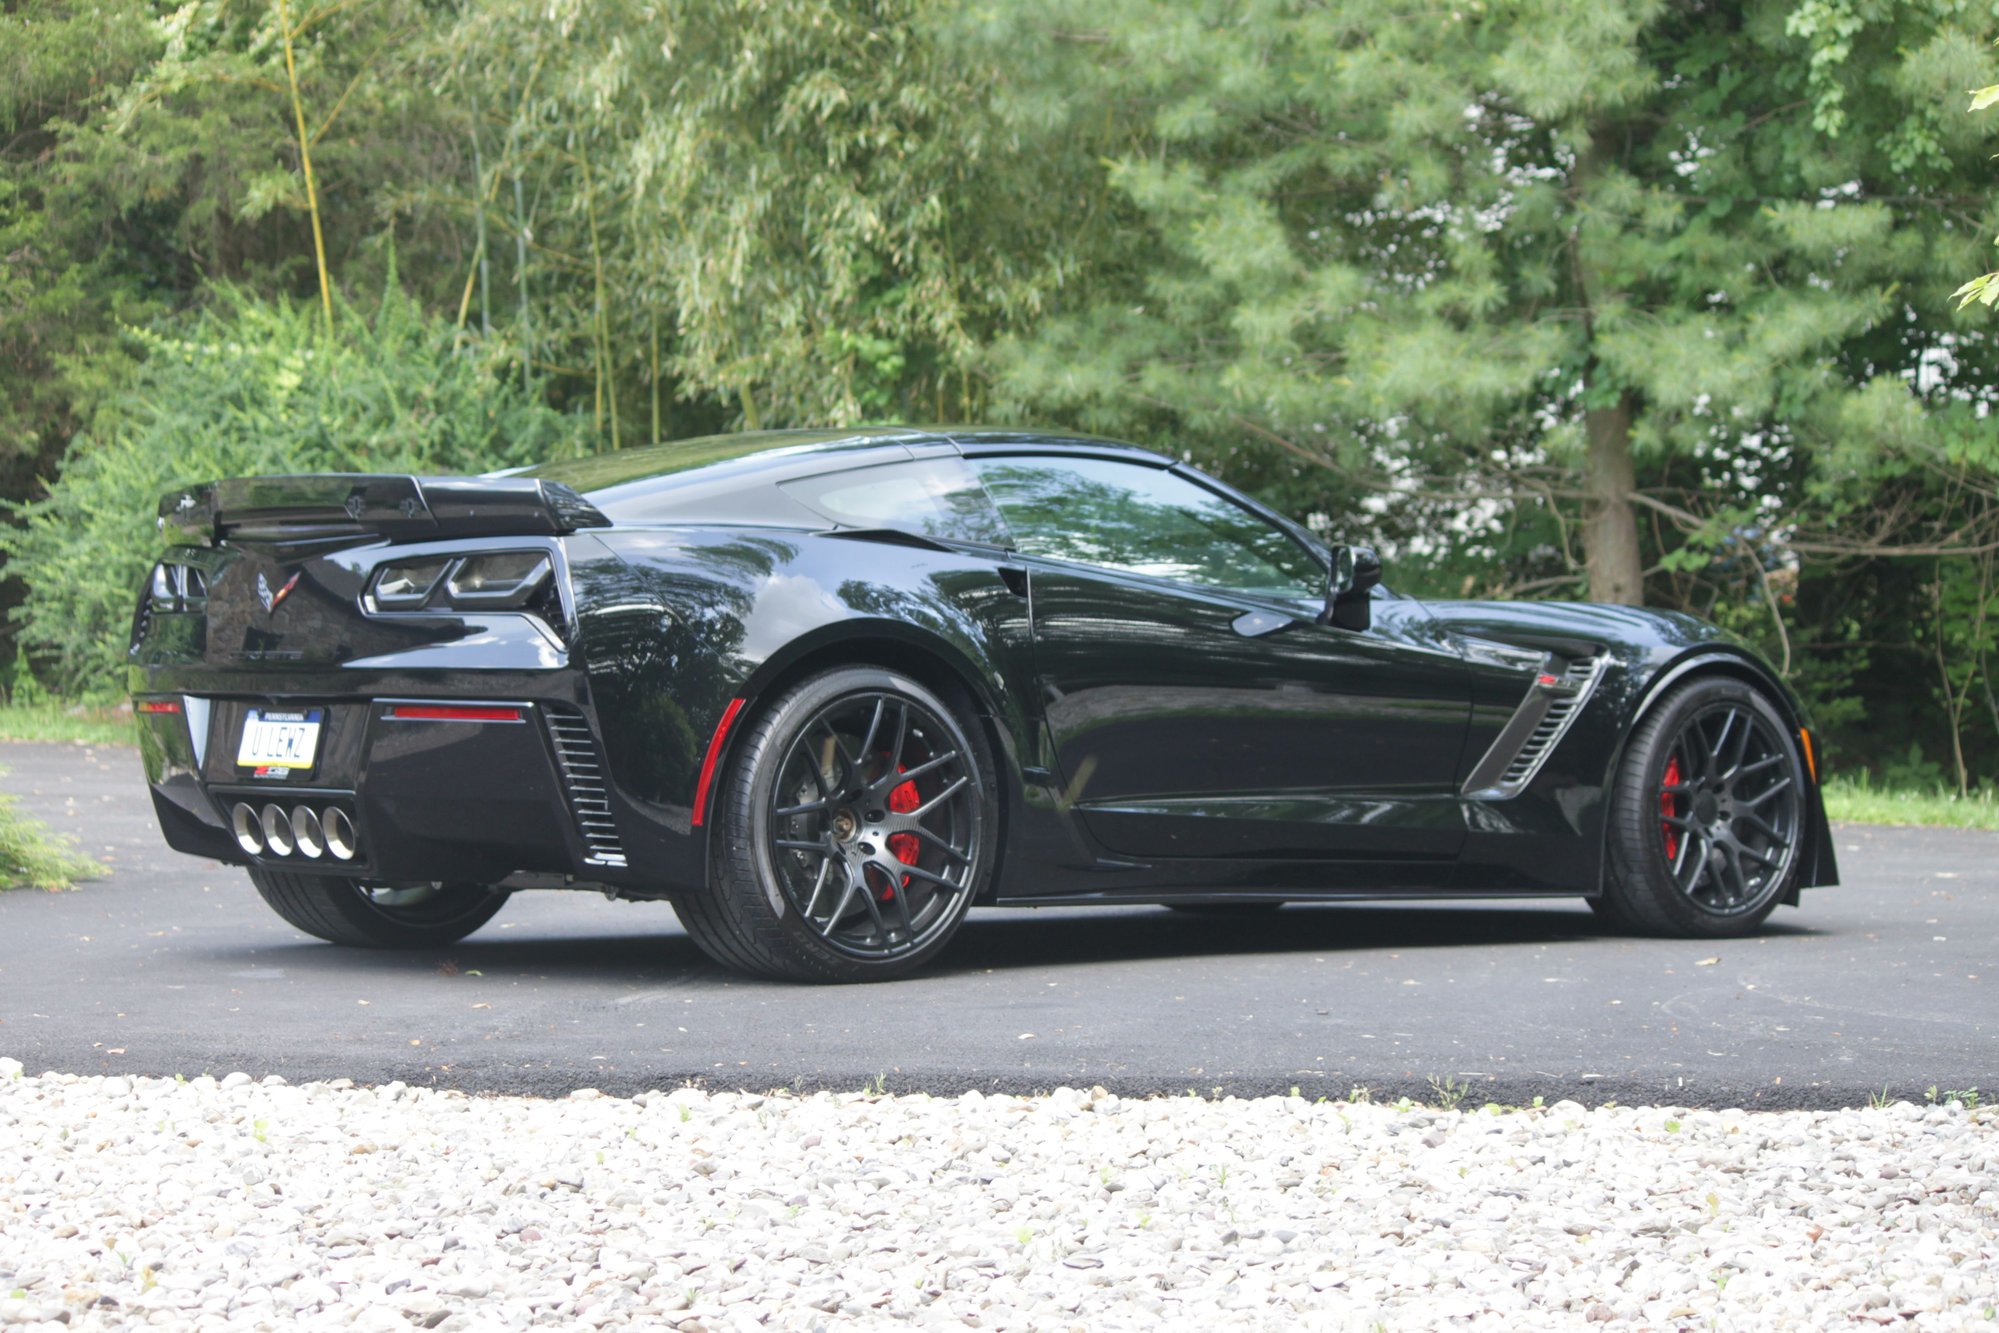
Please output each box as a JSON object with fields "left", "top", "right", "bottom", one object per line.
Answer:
{"left": 1462, "top": 655, "right": 1607, "bottom": 799}
{"left": 544, "top": 706, "right": 628, "bottom": 869}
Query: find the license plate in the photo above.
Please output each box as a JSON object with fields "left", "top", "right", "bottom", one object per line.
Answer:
{"left": 237, "top": 708, "right": 323, "bottom": 772}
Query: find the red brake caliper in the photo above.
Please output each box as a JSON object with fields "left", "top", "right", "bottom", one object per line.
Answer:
{"left": 883, "top": 767, "right": 922, "bottom": 900}
{"left": 1660, "top": 755, "right": 1682, "bottom": 861}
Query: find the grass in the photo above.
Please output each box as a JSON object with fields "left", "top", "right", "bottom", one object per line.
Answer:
{"left": 0, "top": 768, "right": 101, "bottom": 891}
{"left": 0, "top": 700, "right": 135, "bottom": 747}
{"left": 1821, "top": 774, "right": 1999, "bottom": 831}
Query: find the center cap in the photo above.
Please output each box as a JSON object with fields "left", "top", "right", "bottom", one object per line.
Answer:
{"left": 1693, "top": 792, "right": 1721, "bottom": 825}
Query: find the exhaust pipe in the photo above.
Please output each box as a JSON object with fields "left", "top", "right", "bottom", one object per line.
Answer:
{"left": 290, "top": 806, "right": 324, "bottom": 858}
{"left": 230, "top": 802, "right": 263, "bottom": 855}
{"left": 323, "top": 807, "right": 357, "bottom": 861}
{"left": 260, "top": 804, "right": 295, "bottom": 856}
{"left": 232, "top": 800, "right": 358, "bottom": 861}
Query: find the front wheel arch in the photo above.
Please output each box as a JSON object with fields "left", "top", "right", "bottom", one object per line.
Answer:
{"left": 1594, "top": 652, "right": 1821, "bottom": 906}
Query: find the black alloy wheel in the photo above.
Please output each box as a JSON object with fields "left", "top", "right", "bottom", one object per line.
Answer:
{"left": 249, "top": 869, "right": 508, "bottom": 947}
{"left": 679, "top": 666, "right": 997, "bottom": 982}
{"left": 1600, "top": 676, "right": 1806, "bottom": 937}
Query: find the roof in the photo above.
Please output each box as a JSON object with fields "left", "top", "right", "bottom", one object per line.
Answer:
{"left": 521, "top": 426, "right": 1173, "bottom": 505}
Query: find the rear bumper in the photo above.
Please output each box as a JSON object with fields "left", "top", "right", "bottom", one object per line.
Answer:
{"left": 138, "top": 692, "right": 656, "bottom": 888}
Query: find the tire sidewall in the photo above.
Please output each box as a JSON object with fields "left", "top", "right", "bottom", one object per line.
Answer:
{"left": 1607, "top": 676, "right": 1806, "bottom": 937}
{"left": 720, "top": 666, "right": 997, "bottom": 979}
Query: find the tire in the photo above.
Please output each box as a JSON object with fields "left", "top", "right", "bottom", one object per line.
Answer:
{"left": 1599, "top": 676, "right": 1807, "bottom": 937}
{"left": 676, "top": 666, "right": 998, "bottom": 982}
{"left": 250, "top": 869, "right": 508, "bottom": 948}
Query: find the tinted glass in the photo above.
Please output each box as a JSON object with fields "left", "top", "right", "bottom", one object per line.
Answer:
{"left": 781, "top": 457, "right": 1011, "bottom": 546}
{"left": 972, "top": 457, "right": 1324, "bottom": 597}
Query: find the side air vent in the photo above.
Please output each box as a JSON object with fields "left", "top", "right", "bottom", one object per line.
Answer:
{"left": 1461, "top": 655, "right": 1607, "bottom": 799}
{"left": 544, "top": 706, "right": 628, "bottom": 869}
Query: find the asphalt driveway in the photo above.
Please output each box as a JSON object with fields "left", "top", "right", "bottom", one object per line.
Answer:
{"left": 1, "top": 740, "right": 1990, "bottom": 1108}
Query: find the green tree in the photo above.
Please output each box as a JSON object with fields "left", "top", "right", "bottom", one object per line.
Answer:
{"left": 1954, "top": 57, "right": 1999, "bottom": 309}
{"left": 3, "top": 282, "right": 589, "bottom": 693}
{"left": 436, "top": 0, "right": 1126, "bottom": 436}
{"left": 986, "top": 0, "right": 1999, "bottom": 617}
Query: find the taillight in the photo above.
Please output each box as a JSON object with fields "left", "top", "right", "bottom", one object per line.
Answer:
{"left": 371, "top": 558, "right": 451, "bottom": 609}
{"left": 368, "top": 551, "right": 553, "bottom": 613}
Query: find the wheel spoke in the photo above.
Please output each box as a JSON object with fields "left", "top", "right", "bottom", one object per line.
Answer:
{"left": 902, "top": 824, "right": 970, "bottom": 863}
{"left": 910, "top": 773, "right": 969, "bottom": 817}
{"left": 774, "top": 798, "right": 830, "bottom": 818}
{"left": 886, "top": 700, "right": 911, "bottom": 773}
{"left": 1724, "top": 709, "right": 1753, "bottom": 776}
{"left": 894, "top": 862, "right": 959, "bottom": 890}
{"left": 1739, "top": 810, "right": 1785, "bottom": 841}
{"left": 1707, "top": 711, "right": 1736, "bottom": 776}
{"left": 890, "top": 867, "right": 917, "bottom": 936}
{"left": 1737, "top": 753, "right": 1784, "bottom": 778}
{"left": 855, "top": 868, "right": 890, "bottom": 935}
{"left": 1673, "top": 830, "right": 1706, "bottom": 890}
{"left": 883, "top": 748, "right": 958, "bottom": 790}
{"left": 1740, "top": 842, "right": 1784, "bottom": 869}
{"left": 816, "top": 872, "right": 860, "bottom": 938}
{"left": 1723, "top": 845, "right": 1751, "bottom": 901}
{"left": 854, "top": 697, "right": 887, "bottom": 769}
{"left": 802, "top": 857, "right": 833, "bottom": 919}
{"left": 774, "top": 837, "right": 833, "bottom": 857}
{"left": 1745, "top": 777, "right": 1793, "bottom": 807}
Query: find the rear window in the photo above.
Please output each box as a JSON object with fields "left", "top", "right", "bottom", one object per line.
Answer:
{"left": 781, "top": 458, "right": 1010, "bottom": 547}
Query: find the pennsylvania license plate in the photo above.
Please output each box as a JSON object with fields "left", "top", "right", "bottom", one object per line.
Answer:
{"left": 236, "top": 708, "right": 323, "bottom": 773}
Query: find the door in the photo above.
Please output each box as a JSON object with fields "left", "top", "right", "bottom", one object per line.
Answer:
{"left": 969, "top": 454, "right": 1472, "bottom": 860}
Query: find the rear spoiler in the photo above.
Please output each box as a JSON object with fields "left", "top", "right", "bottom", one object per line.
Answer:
{"left": 158, "top": 474, "right": 612, "bottom": 546}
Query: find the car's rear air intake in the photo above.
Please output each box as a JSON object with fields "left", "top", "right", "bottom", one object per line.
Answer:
{"left": 544, "top": 706, "right": 628, "bottom": 869}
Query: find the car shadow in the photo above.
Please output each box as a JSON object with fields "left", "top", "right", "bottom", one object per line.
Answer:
{"left": 195, "top": 899, "right": 1825, "bottom": 989}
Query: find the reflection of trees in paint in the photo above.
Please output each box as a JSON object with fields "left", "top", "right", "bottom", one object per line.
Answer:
{"left": 972, "top": 459, "right": 1322, "bottom": 598}
{"left": 579, "top": 533, "right": 798, "bottom": 806}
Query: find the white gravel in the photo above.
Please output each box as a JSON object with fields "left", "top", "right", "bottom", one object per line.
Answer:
{"left": 1, "top": 1057, "right": 1994, "bottom": 1331}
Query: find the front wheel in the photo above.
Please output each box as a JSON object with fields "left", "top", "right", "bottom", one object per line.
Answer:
{"left": 250, "top": 870, "right": 508, "bottom": 948}
{"left": 675, "top": 666, "right": 998, "bottom": 982}
{"left": 1599, "top": 677, "right": 1807, "bottom": 937}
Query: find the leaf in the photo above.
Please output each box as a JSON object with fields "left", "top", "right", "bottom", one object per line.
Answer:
{"left": 1695, "top": 956, "right": 1722, "bottom": 966}
{"left": 1970, "top": 84, "right": 1999, "bottom": 113}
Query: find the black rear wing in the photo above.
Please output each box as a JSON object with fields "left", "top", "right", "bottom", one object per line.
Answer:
{"left": 158, "top": 474, "right": 611, "bottom": 546}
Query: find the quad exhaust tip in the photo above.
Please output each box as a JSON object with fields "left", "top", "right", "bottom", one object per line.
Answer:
{"left": 230, "top": 801, "right": 358, "bottom": 862}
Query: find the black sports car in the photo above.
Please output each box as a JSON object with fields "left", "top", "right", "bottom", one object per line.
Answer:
{"left": 131, "top": 427, "right": 1836, "bottom": 981}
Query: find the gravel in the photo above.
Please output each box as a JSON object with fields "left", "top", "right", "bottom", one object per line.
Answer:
{"left": 2, "top": 1056, "right": 1994, "bottom": 1330}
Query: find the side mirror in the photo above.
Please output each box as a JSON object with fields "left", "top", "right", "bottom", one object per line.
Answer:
{"left": 1322, "top": 545, "right": 1382, "bottom": 631}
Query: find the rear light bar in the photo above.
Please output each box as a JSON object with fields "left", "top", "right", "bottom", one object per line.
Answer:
{"left": 136, "top": 699, "right": 183, "bottom": 715}
{"left": 383, "top": 704, "right": 525, "bottom": 723}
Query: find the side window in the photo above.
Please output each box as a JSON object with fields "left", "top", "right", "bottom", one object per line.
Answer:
{"left": 971, "top": 456, "right": 1324, "bottom": 598}
{"left": 781, "top": 457, "right": 1010, "bottom": 547}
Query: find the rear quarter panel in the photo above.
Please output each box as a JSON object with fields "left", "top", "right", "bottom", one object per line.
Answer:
{"left": 570, "top": 528, "right": 1041, "bottom": 890}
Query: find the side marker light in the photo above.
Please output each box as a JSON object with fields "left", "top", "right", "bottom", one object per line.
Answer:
{"left": 692, "top": 698, "right": 747, "bottom": 829}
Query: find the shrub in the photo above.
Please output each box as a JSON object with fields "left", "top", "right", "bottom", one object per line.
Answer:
{"left": 3, "top": 282, "right": 592, "bottom": 695}
{"left": 0, "top": 771, "right": 99, "bottom": 891}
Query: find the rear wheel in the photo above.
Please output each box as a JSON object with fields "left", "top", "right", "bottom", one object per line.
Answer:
{"left": 1600, "top": 677, "right": 1806, "bottom": 937}
{"left": 250, "top": 870, "right": 508, "bottom": 948}
{"left": 676, "top": 666, "right": 997, "bottom": 982}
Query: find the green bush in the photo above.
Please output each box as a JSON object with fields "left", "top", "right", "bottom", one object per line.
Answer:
{"left": 0, "top": 770, "right": 99, "bottom": 891}
{"left": 3, "top": 282, "right": 592, "bottom": 695}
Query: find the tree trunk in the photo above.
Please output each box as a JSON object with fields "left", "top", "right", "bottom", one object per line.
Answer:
{"left": 1583, "top": 390, "right": 1644, "bottom": 605}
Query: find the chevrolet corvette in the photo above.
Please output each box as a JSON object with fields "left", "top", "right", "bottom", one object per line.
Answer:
{"left": 132, "top": 427, "right": 1836, "bottom": 980}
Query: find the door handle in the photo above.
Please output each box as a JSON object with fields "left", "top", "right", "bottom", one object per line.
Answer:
{"left": 1231, "top": 610, "right": 1293, "bottom": 638}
